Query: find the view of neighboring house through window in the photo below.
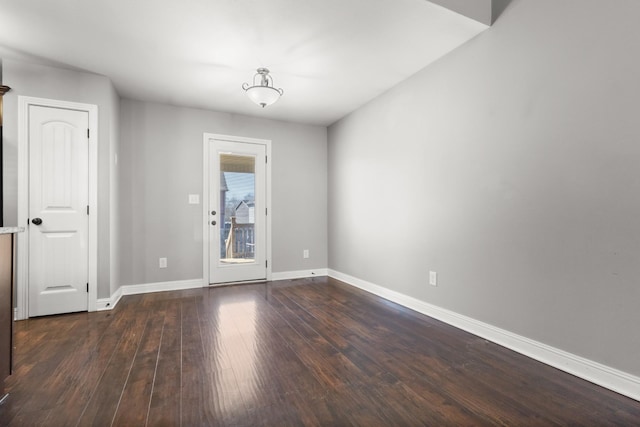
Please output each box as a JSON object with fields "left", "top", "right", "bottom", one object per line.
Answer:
{"left": 219, "top": 154, "right": 255, "bottom": 263}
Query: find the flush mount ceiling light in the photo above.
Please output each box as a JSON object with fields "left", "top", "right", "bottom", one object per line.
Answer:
{"left": 242, "top": 68, "right": 284, "bottom": 108}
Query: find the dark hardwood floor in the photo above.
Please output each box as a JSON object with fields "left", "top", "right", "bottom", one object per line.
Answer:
{"left": 1, "top": 276, "right": 639, "bottom": 426}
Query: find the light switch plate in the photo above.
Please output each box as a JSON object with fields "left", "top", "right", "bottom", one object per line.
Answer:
{"left": 429, "top": 271, "right": 437, "bottom": 286}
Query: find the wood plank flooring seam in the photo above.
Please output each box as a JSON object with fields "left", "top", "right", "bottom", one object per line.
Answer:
{"left": 109, "top": 310, "right": 152, "bottom": 427}
{"left": 143, "top": 309, "right": 167, "bottom": 427}
{"left": 73, "top": 318, "right": 131, "bottom": 427}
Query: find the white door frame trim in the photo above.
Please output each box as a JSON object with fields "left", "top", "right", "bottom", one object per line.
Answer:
{"left": 202, "top": 133, "right": 272, "bottom": 286}
{"left": 16, "top": 96, "right": 99, "bottom": 320}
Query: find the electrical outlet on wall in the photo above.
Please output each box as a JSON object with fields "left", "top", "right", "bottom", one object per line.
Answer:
{"left": 429, "top": 271, "right": 437, "bottom": 286}
{"left": 159, "top": 257, "right": 168, "bottom": 268}
{"left": 303, "top": 249, "right": 309, "bottom": 259}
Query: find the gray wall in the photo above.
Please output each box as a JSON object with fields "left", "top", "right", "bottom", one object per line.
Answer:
{"left": 119, "top": 99, "right": 327, "bottom": 286}
{"left": 0, "top": 57, "right": 326, "bottom": 298}
{"left": 2, "top": 59, "right": 118, "bottom": 299}
{"left": 328, "top": 0, "right": 640, "bottom": 376}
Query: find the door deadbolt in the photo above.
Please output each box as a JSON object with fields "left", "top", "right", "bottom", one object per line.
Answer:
{"left": 211, "top": 220, "right": 217, "bottom": 226}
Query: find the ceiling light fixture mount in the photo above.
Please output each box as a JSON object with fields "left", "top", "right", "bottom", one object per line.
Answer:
{"left": 242, "top": 68, "right": 284, "bottom": 108}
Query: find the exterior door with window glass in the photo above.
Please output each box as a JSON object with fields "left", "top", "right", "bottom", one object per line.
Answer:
{"left": 208, "top": 138, "right": 266, "bottom": 284}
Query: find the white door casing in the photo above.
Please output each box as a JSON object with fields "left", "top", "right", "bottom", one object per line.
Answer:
{"left": 17, "top": 97, "right": 98, "bottom": 319}
{"left": 202, "top": 134, "right": 272, "bottom": 285}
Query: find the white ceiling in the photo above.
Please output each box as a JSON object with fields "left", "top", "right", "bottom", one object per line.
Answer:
{"left": 0, "top": 0, "right": 488, "bottom": 126}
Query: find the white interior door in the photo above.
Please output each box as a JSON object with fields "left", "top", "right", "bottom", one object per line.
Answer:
{"left": 28, "top": 105, "right": 89, "bottom": 316}
{"left": 208, "top": 138, "right": 267, "bottom": 284}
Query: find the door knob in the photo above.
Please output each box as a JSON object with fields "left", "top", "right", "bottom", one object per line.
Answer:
{"left": 211, "top": 210, "right": 217, "bottom": 215}
{"left": 32, "top": 218, "right": 43, "bottom": 225}
{"left": 211, "top": 220, "right": 217, "bottom": 226}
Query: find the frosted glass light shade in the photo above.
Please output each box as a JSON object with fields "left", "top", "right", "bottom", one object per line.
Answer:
{"left": 246, "top": 86, "right": 282, "bottom": 108}
{"left": 242, "top": 68, "right": 284, "bottom": 108}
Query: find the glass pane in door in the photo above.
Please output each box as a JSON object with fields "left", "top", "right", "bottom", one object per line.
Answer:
{"left": 219, "top": 154, "right": 256, "bottom": 264}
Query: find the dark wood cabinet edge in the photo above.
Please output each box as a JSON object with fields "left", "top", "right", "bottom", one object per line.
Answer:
{"left": 0, "top": 234, "right": 16, "bottom": 404}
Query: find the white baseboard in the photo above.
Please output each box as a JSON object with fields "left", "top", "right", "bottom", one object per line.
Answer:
{"left": 96, "top": 279, "right": 203, "bottom": 311}
{"left": 121, "top": 278, "right": 203, "bottom": 296}
{"left": 328, "top": 269, "right": 640, "bottom": 402}
{"left": 96, "top": 273, "right": 329, "bottom": 312}
{"left": 96, "top": 286, "right": 123, "bottom": 311}
{"left": 272, "top": 268, "right": 328, "bottom": 281}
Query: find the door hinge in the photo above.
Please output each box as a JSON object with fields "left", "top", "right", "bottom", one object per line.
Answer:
{"left": 87, "top": 128, "right": 90, "bottom": 139}
{"left": 87, "top": 205, "right": 89, "bottom": 215}
{"left": 265, "top": 260, "right": 268, "bottom": 268}
{"left": 265, "top": 208, "right": 267, "bottom": 216}
{"left": 265, "top": 156, "right": 267, "bottom": 164}
{"left": 86, "top": 283, "right": 89, "bottom": 293}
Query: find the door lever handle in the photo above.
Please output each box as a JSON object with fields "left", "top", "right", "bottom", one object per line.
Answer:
{"left": 32, "top": 218, "right": 43, "bottom": 225}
